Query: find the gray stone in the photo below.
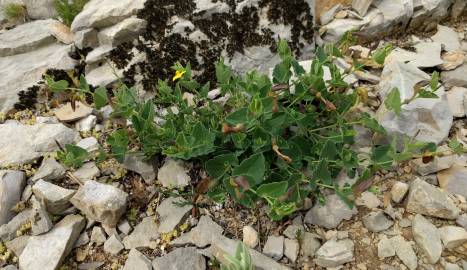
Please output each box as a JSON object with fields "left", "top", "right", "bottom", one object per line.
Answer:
{"left": 320, "top": 4, "right": 342, "bottom": 25}
{"left": 376, "top": 61, "right": 452, "bottom": 147}
{"left": 445, "top": 263, "right": 463, "bottom": 270}
{"left": 377, "top": 236, "right": 395, "bottom": 258}
{"left": 301, "top": 232, "right": 321, "bottom": 259}
{"left": 74, "top": 232, "right": 89, "bottom": 247}
{"left": 314, "top": 239, "right": 354, "bottom": 268}
{"left": 30, "top": 196, "right": 53, "bottom": 235}
{"left": 352, "top": 0, "right": 372, "bottom": 16}
{"left": 123, "top": 154, "right": 156, "bottom": 184}
{"left": 0, "top": 121, "right": 79, "bottom": 166}
{"left": 283, "top": 224, "right": 304, "bottom": 239}
{"left": 446, "top": 87, "right": 467, "bottom": 117}
{"left": 441, "top": 64, "right": 467, "bottom": 88}
{"left": 386, "top": 42, "right": 444, "bottom": 68}
{"left": 72, "top": 162, "right": 100, "bottom": 182}
{"left": 304, "top": 194, "right": 358, "bottom": 229}
{"left": 242, "top": 225, "right": 259, "bottom": 248}
{"left": 457, "top": 214, "right": 467, "bottom": 230}
{"left": 104, "top": 234, "right": 124, "bottom": 255}
{"left": 157, "top": 197, "right": 192, "bottom": 234}
{"left": 123, "top": 216, "right": 158, "bottom": 249}
{"left": 90, "top": 226, "right": 107, "bottom": 245}
{"left": 406, "top": 178, "right": 460, "bottom": 219}
{"left": 355, "top": 191, "right": 381, "bottom": 209}
{"left": 157, "top": 159, "right": 191, "bottom": 188}
{"left": 70, "top": 180, "right": 128, "bottom": 226}
{"left": 32, "top": 179, "right": 75, "bottom": 215}
{"left": 31, "top": 158, "right": 66, "bottom": 182}
{"left": 390, "top": 181, "right": 409, "bottom": 203}
{"left": 5, "top": 235, "right": 29, "bottom": 257}
{"left": 76, "top": 115, "right": 97, "bottom": 132}
{"left": 362, "top": 211, "right": 394, "bottom": 232}
{"left": 98, "top": 17, "right": 146, "bottom": 46}
{"left": 152, "top": 247, "right": 206, "bottom": 270}
{"left": 322, "top": 18, "right": 368, "bottom": 43}
{"left": 412, "top": 214, "right": 442, "bottom": 263}
{"left": 1, "top": 266, "right": 17, "bottom": 270}
{"left": 0, "top": 170, "right": 25, "bottom": 225}
{"left": 85, "top": 62, "right": 123, "bottom": 87}
{"left": 54, "top": 102, "right": 93, "bottom": 123}
{"left": 171, "top": 215, "right": 223, "bottom": 248}
{"left": 122, "top": 249, "right": 152, "bottom": 270}
{"left": 70, "top": 0, "right": 146, "bottom": 32}
{"left": 431, "top": 25, "right": 461, "bottom": 52}
{"left": 118, "top": 219, "right": 132, "bottom": 235}
{"left": 390, "top": 235, "right": 417, "bottom": 270}
{"left": 76, "top": 137, "right": 99, "bottom": 155}
{"left": 439, "top": 226, "right": 467, "bottom": 249}
{"left": 23, "top": 0, "right": 57, "bottom": 19}
{"left": 438, "top": 164, "right": 467, "bottom": 199}
{"left": 85, "top": 45, "right": 113, "bottom": 65}
{"left": 284, "top": 238, "right": 299, "bottom": 263}
{"left": 440, "top": 50, "right": 465, "bottom": 71}
{"left": 0, "top": 19, "right": 57, "bottom": 57}
{"left": 19, "top": 215, "right": 85, "bottom": 270}
{"left": 373, "top": 0, "right": 413, "bottom": 30}
{"left": 452, "top": 0, "right": 467, "bottom": 18}
{"left": 262, "top": 235, "right": 284, "bottom": 260}
{"left": 74, "top": 29, "right": 98, "bottom": 50}
{"left": 0, "top": 209, "right": 33, "bottom": 241}
{"left": 412, "top": 155, "right": 455, "bottom": 176}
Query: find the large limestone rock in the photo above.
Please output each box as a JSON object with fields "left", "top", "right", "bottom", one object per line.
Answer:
{"left": 19, "top": 215, "right": 85, "bottom": 270}
{"left": 32, "top": 180, "right": 75, "bottom": 215}
{"left": 0, "top": 121, "right": 79, "bottom": 166}
{"left": 122, "top": 216, "right": 159, "bottom": 249}
{"left": 412, "top": 214, "right": 442, "bottom": 264}
{"left": 23, "top": 0, "right": 57, "bottom": 19}
{"left": 70, "top": 0, "right": 146, "bottom": 32}
{"left": 156, "top": 197, "right": 192, "bottom": 234}
{"left": 0, "top": 43, "right": 76, "bottom": 113}
{"left": 0, "top": 19, "right": 57, "bottom": 57}
{"left": 431, "top": 24, "right": 461, "bottom": 52}
{"left": 409, "top": 0, "right": 452, "bottom": 32}
{"left": 97, "top": 17, "right": 147, "bottom": 46}
{"left": 152, "top": 247, "right": 206, "bottom": 270}
{"left": 0, "top": 170, "right": 25, "bottom": 225}
{"left": 376, "top": 61, "right": 452, "bottom": 147}
{"left": 70, "top": 180, "right": 128, "bottom": 226}
{"left": 157, "top": 159, "right": 191, "bottom": 188}
{"left": 314, "top": 239, "right": 354, "bottom": 268}
{"left": 406, "top": 178, "right": 460, "bottom": 220}
{"left": 438, "top": 164, "right": 467, "bottom": 199}
{"left": 385, "top": 42, "right": 444, "bottom": 68}
{"left": 123, "top": 249, "right": 153, "bottom": 270}
{"left": 441, "top": 64, "right": 467, "bottom": 88}
{"left": 304, "top": 194, "right": 358, "bottom": 229}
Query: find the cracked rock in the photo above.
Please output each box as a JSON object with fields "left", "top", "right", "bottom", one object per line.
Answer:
{"left": 305, "top": 194, "right": 358, "bottom": 229}
{"left": 412, "top": 214, "right": 442, "bottom": 263}
{"left": 314, "top": 239, "right": 354, "bottom": 268}
{"left": 157, "top": 197, "right": 192, "bottom": 234}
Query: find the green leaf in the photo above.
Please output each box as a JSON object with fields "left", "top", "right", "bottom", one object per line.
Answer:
{"left": 313, "top": 160, "right": 332, "bottom": 185}
{"left": 232, "top": 153, "right": 266, "bottom": 186}
{"left": 256, "top": 181, "right": 288, "bottom": 199}
{"left": 272, "top": 62, "right": 292, "bottom": 84}
{"left": 277, "top": 39, "right": 292, "bottom": 60}
{"left": 107, "top": 129, "right": 129, "bottom": 163}
{"left": 360, "top": 113, "right": 386, "bottom": 134}
{"left": 47, "top": 77, "right": 69, "bottom": 93}
{"left": 57, "top": 144, "right": 88, "bottom": 168}
{"left": 385, "top": 87, "right": 402, "bottom": 116}
{"left": 205, "top": 154, "right": 238, "bottom": 180}
{"left": 430, "top": 71, "right": 439, "bottom": 91}
{"left": 321, "top": 140, "right": 338, "bottom": 159}
{"left": 371, "top": 145, "right": 393, "bottom": 169}
{"left": 371, "top": 43, "right": 393, "bottom": 65}
{"left": 93, "top": 87, "right": 109, "bottom": 109}
{"left": 417, "top": 89, "right": 438, "bottom": 99}
{"left": 448, "top": 138, "right": 465, "bottom": 155}
{"left": 216, "top": 58, "right": 232, "bottom": 85}
{"left": 79, "top": 75, "right": 90, "bottom": 92}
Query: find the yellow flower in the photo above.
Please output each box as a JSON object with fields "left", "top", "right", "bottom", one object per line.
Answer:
{"left": 172, "top": 70, "right": 186, "bottom": 81}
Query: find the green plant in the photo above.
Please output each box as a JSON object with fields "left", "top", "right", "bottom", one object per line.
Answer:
{"left": 221, "top": 242, "right": 253, "bottom": 270}
{"left": 2, "top": 3, "right": 26, "bottom": 21}
{"left": 57, "top": 144, "right": 89, "bottom": 168}
{"left": 53, "top": 0, "right": 88, "bottom": 26}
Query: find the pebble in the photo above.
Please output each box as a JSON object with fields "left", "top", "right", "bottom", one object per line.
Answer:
{"left": 439, "top": 226, "right": 467, "bottom": 249}
{"left": 362, "top": 211, "right": 394, "bottom": 232}
{"left": 390, "top": 181, "right": 409, "bottom": 203}
{"left": 90, "top": 226, "right": 107, "bottom": 245}
{"left": 263, "top": 235, "right": 284, "bottom": 260}
{"left": 412, "top": 214, "right": 442, "bottom": 263}
{"left": 242, "top": 225, "right": 259, "bottom": 248}
{"left": 284, "top": 238, "right": 299, "bottom": 263}
{"left": 122, "top": 249, "right": 152, "bottom": 270}
{"left": 103, "top": 234, "right": 124, "bottom": 255}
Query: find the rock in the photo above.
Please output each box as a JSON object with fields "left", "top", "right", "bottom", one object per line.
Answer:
{"left": 32, "top": 179, "right": 75, "bottom": 215}
{"left": 157, "top": 197, "right": 192, "bottom": 234}
{"left": 412, "top": 155, "right": 455, "bottom": 176}
{"left": 409, "top": 0, "right": 452, "bottom": 32}
{"left": 0, "top": 170, "right": 25, "bottom": 225}
{"left": 48, "top": 21, "right": 74, "bottom": 44}
{"left": 123, "top": 154, "right": 156, "bottom": 184}
{"left": 23, "top": 0, "right": 57, "bottom": 19}
{"left": 70, "top": 0, "right": 146, "bottom": 32}
{"left": 122, "top": 249, "right": 152, "bottom": 270}
{"left": 152, "top": 247, "right": 206, "bottom": 270}
{"left": 74, "top": 29, "right": 99, "bottom": 50}
{"left": 209, "top": 236, "right": 290, "bottom": 270}
{"left": 352, "top": 0, "right": 372, "bottom": 16}
{"left": 314, "top": 239, "right": 354, "bottom": 268}
{"left": 438, "top": 164, "right": 467, "bottom": 198}
{"left": 390, "top": 235, "right": 417, "bottom": 270}
{"left": 76, "top": 115, "right": 97, "bottom": 132}
{"left": 386, "top": 42, "right": 444, "bottom": 68}
{"left": 19, "top": 215, "right": 85, "bottom": 270}
{"left": 362, "top": 211, "right": 394, "bottom": 232}
{"left": 406, "top": 178, "right": 460, "bottom": 219}
{"left": 439, "top": 226, "right": 467, "bottom": 249}
{"left": 263, "top": 235, "right": 284, "bottom": 260}
{"left": 0, "top": 121, "right": 79, "bottom": 166}
{"left": 452, "top": 0, "right": 467, "bottom": 18}
{"left": 85, "top": 61, "right": 123, "bottom": 87}
{"left": 412, "top": 214, "right": 442, "bottom": 263}
{"left": 376, "top": 61, "right": 452, "bottom": 147}
{"left": 123, "top": 216, "right": 158, "bottom": 249}
{"left": 72, "top": 162, "right": 100, "bottom": 182}
{"left": 242, "top": 225, "right": 259, "bottom": 248}
{"left": 441, "top": 64, "right": 467, "bottom": 88}
{"left": 30, "top": 196, "right": 53, "bottom": 235}
{"left": 0, "top": 41, "right": 76, "bottom": 113}
{"left": 76, "top": 137, "right": 99, "bottom": 155}
{"left": 377, "top": 236, "right": 395, "bottom": 258}
{"left": 446, "top": 87, "right": 467, "bottom": 117}
{"left": 304, "top": 194, "right": 358, "bottom": 229}
{"left": 85, "top": 45, "right": 113, "bottom": 65}
{"left": 6, "top": 235, "right": 29, "bottom": 257}
{"left": 54, "top": 102, "right": 93, "bottom": 123}
{"left": 431, "top": 25, "right": 461, "bottom": 52}
{"left": 440, "top": 50, "right": 465, "bottom": 71}
{"left": 0, "top": 19, "right": 57, "bottom": 57}
{"left": 74, "top": 232, "right": 89, "bottom": 247}
{"left": 157, "top": 159, "right": 191, "bottom": 188}
{"left": 171, "top": 215, "right": 223, "bottom": 248}
{"left": 0, "top": 209, "right": 33, "bottom": 241}
{"left": 283, "top": 224, "right": 304, "bottom": 239}
{"left": 355, "top": 191, "right": 381, "bottom": 209}
{"left": 445, "top": 263, "right": 463, "bottom": 270}
{"left": 301, "top": 232, "right": 321, "bottom": 259}
{"left": 457, "top": 214, "right": 467, "bottom": 230}
{"left": 97, "top": 17, "right": 146, "bottom": 46}
{"left": 390, "top": 181, "right": 409, "bottom": 203}
{"left": 322, "top": 18, "right": 368, "bottom": 43}
{"left": 118, "top": 219, "right": 132, "bottom": 235}
{"left": 70, "top": 180, "right": 128, "bottom": 226}
{"left": 284, "top": 238, "right": 299, "bottom": 263}
{"left": 90, "top": 226, "right": 107, "bottom": 245}
{"left": 104, "top": 234, "right": 124, "bottom": 255}
{"left": 320, "top": 4, "right": 342, "bottom": 25}
{"left": 31, "top": 158, "right": 66, "bottom": 182}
